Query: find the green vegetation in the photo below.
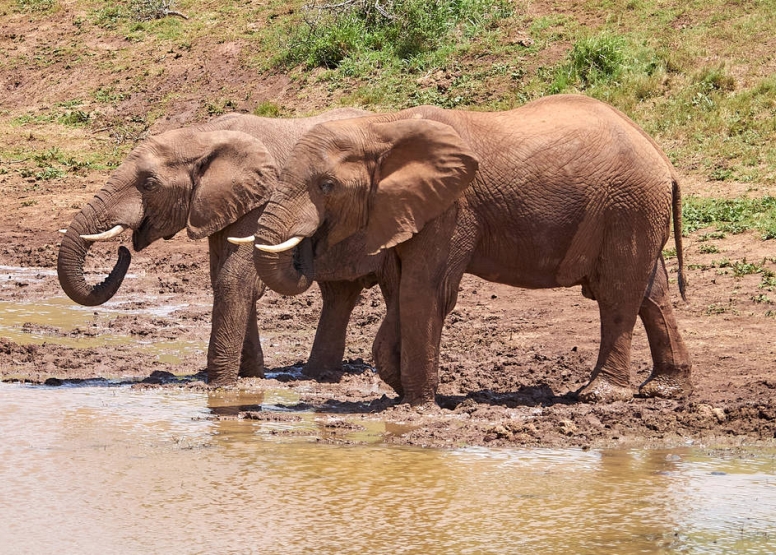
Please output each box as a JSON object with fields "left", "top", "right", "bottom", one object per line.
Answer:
{"left": 549, "top": 32, "right": 630, "bottom": 92}
{"left": 708, "top": 257, "right": 776, "bottom": 290}
{"left": 698, "top": 244, "right": 719, "bottom": 254}
{"left": 254, "top": 101, "right": 281, "bottom": 118}
{"left": 2, "top": 0, "right": 775, "bottom": 208}
{"left": 15, "top": 0, "right": 56, "bottom": 13}
{"left": 683, "top": 196, "right": 776, "bottom": 239}
{"left": 276, "top": 0, "right": 511, "bottom": 69}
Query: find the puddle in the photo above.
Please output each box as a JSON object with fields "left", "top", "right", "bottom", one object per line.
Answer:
{"left": 0, "top": 384, "right": 774, "bottom": 554}
{"left": 0, "top": 297, "right": 206, "bottom": 363}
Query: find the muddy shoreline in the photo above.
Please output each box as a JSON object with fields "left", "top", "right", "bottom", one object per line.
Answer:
{"left": 1, "top": 181, "right": 775, "bottom": 449}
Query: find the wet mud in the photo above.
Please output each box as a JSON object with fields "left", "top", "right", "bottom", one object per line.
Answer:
{"left": 1, "top": 176, "right": 775, "bottom": 450}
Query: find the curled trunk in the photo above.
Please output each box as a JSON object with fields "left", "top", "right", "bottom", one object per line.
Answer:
{"left": 57, "top": 208, "right": 131, "bottom": 306}
{"left": 252, "top": 202, "right": 316, "bottom": 296}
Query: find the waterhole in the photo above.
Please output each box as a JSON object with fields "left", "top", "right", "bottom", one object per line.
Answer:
{"left": 0, "top": 384, "right": 774, "bottom": 554}
{"left": 0, "top": 296, "right": 205, "bottom": 363}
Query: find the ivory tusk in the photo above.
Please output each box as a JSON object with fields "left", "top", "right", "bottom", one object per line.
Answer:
{"left": 227, "top": 235, "right": 255, "bottom": 245}
{"left": 80, "top": 225, "right": 126, "bottom": 242}
{"left": 255, "top": 236, "right": 303, "bottom": 253}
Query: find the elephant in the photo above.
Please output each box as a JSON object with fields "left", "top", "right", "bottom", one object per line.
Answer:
{"left": 242, "top": 94, "right": 693, "bottom": 406}
{"left": 56, "top": 107, "right": 374, "bottom": 386}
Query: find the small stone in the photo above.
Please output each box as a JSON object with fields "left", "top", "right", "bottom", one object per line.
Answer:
{"left": 712, "top": 407, "right": 727, "bottom": 423}
{"left": 558, "top": 419, "right": 577, "bottom": 436}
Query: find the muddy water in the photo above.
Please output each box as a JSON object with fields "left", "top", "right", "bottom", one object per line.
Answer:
{"left": 0, "top": 295, "right": 205, "bottom": 363}
{"left": 0, "top": 385, "right": 774, "bottom": 555}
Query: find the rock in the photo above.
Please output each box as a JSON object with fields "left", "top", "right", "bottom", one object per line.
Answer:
{"left": 712, "top": 407, "right": 727, "bottom": 423}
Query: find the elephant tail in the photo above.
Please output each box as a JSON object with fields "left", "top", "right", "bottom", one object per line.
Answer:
{"left": 672, "top": 178, "right": 687, "bottom": 301}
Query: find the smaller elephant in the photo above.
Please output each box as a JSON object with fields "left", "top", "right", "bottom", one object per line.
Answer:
{"left": 57, "top": 108, "right": 372, "bottom": 385}
{"left": 246, "top": 94, "right": 693, "bottom": 406}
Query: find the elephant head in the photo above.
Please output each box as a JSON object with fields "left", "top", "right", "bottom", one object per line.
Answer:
{"left": 248, "top": 114, "right": 479, "bottom": 295}
{"left": 58, "top": 128, "right": 277, "bottom": 306}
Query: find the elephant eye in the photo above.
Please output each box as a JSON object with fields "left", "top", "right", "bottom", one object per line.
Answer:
{"left": 142, "top": 178, "right": 160, "bottom": 192}
{"left": 319, "top": 179, "right": 335, "bottom": 195}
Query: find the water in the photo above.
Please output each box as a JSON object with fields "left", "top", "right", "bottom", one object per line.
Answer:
{"left": 0, "top": 384, "right": 774, "bottom": 554}
{"left": 0, "top": 296, "right": 206, "bottom": 363}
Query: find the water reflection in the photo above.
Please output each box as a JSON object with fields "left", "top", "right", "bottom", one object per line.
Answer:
{"left": 0, "top": 298, "right": 206, "bottom": 363}
{"left": 0, "top": 384, "right": 773, "bottom": 554}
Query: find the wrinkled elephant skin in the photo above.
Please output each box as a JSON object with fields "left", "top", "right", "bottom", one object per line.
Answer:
{"left": 57, "top": 108, "right": 371, "bottom": 385}
{"left": 252, "top": 94, "right": 693, "bottom": 405}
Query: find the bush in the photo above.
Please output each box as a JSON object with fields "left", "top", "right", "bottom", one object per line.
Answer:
{"left": 280, "top": 0, "right": 511, "bottom": 69}
{"left": 550, "top": 32, "right": 628, "bottom": 92}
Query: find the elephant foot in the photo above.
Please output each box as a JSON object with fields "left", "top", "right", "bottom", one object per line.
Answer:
{"left": 401, "top": 389, "right": 437, "bottom": 407}
{"left": 577, "top": 375, "right": 633, "bottom": 403}
{"left": 375, "top": 365, "right": 403, "bottom": 397}
{"left": 207, "top": 373, "right": 238, "bottom": 388}
{"left": 238, "top": 364, "right": 264, "bottom": 379}
{"left": 638, "top": 370, "right": 692, "bottom": 399}
{"left": 302, "top": 361, "right": 341, "bottom": 379}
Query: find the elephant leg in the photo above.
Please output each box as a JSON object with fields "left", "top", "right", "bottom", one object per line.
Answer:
{"left": 238, "top": 295, "right": 265, "bottom": 378}
{"left": 207, "top": 294, "right": 252, "bottom": 385}
{"left": 395, "top": 215, "right": 468, "bottom": 406}
{"left": 372, "top": 278, "right": 401, "bottom": 395}
{"left": 577, "top": 238, "right": 656, "bottom": 402}
{"left": 577, "top": 296, "right": 641, "bottom": 403}
{"left": 304, "top": 279, "right": 366, "bottom": 377}
{"left": 207, "top": 240, "right": 262, "bottom": 385}
{"left": 637, "top": 257, "right": 693, "bottom": 398}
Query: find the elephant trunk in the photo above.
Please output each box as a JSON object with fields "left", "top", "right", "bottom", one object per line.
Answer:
{"left": 57, "top": 194, "right": 132, "bottom": 306}
{"left": 252, "top": 200, "right": 316, "bottom": 296}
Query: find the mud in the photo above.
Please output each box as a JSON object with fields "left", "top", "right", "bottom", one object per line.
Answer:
{"left": 2, "top": 0, "right": 775, "bottom": 450}
{"left": 0, "top": 170, "right": 774, "bottom": 450}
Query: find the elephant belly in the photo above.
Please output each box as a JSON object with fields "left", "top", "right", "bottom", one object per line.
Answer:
{"left": 466, "top": 243, "right": 573, "bottom": 290}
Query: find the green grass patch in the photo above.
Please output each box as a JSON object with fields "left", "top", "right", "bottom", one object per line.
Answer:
{"left": 698, "top": 244, "right": 719, "bottom": 254}
{"left": 59, "top": 110, "right": 90, "bottom": 126}
{"left": 274, "top": 0, "right": 512, "bottom": 70}
{"left": 683, "top": 196, "right": 776, "bottom": 239}
{"left": 549, "top": 32, "right": 629, "bottom": 92}
{"left": 730, "top": 258, "right": 766, "bottom": 278}
{"left": 15, "top": 0, "right": 56, "bottom": 13}
{"left": 253, "top": 101, "right": 281, "bottom": 117}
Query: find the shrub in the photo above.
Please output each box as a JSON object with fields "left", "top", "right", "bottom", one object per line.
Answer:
{"left": 550, "top": 32, "right": 628, "bottom": 92}
{"left": 254, "top": 101, "right": 281, "bottom": 117}
{"left": 279, "top": 0, "right": 512, "bottom": 69}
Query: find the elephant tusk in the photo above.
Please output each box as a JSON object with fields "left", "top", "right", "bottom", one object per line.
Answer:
{"left": 80, "top": 225, "right": 126, "bottom": 242}
{"left": 255, "top": 236, "right": 303, "bottom": 253}
{"left": 227, "top": 235, "right": 255, "bottom": 245}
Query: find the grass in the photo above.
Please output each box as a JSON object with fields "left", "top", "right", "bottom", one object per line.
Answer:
{"left": 682, "top": 196, "right": 776, "bottom": 239}
{"left": 1, "top": 0, "right": 776, "bottom": 196}
{"left": 15, "top": 0, "right": 56, "bottom": 13}
{"left": 274, "top": 0, "right": 512, "bottom": 69}
{"left": 698, "top": 244, "right": 719, "bottom": 254}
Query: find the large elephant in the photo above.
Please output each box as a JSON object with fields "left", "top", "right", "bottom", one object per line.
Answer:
{"left": 245, "top": 94, "right": 693, "bottom": 406}
{"left": 57, "top": 108, "right": 373, "bottom": 385}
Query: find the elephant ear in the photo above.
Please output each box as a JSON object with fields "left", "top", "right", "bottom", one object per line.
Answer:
{"left": 364, "top": 118, "right": 479, "bottom": 254}
{"left": 187, "top": 131, "right": 278, "bottom": 240}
